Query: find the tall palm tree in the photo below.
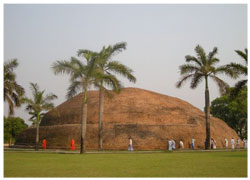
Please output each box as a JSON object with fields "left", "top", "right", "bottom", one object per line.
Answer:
{"left": 176, "top": 45, "right": 237, "bottom": 149}
{"left": 52, "top": 54, "right": 99, "bottom": 154}
{"left": 22, "top": 83, "right": 57, "bottom": 151}
{"left": 78, "top": 42, "right": 136, "bottom": 150}
{"left": 4, "top": 59, "right": 25, "bottom": 116}
{"left": 227, "top": 48, "right": 248, "bottom": 98}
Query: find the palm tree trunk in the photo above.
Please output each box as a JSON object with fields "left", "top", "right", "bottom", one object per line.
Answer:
{"left": 35, "top": 116, "right": 40, "bottom": 151}
{"left": 9, "top": 135, "right": 12, "bottom": 147}
{"left": 80, "top": 89, "right": 88, "bottom": 154}
{"left": 205, "top": 77, "right": 210, "bottom": 149}
{"left": 98, "top": 86, "right": 104, "bottom": 150}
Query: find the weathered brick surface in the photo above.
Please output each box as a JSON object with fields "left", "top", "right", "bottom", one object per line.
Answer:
{"left": 16, "top": 88, "right": 242, "bottom": 149}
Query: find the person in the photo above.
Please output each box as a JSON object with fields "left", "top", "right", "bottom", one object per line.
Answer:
{"left": 191, "top": 139, "right": 195, "bottom": 149}
{"left": 171, "top": 139, "right": 176, "bottom": 150}
{"left": 168, "top": 140, "right": 172, "bottom": 151}
{"left": 224, "top": 138, "right": 228, "bottom": 148}
{"left": 211, "top": 138, "right": 214, "bottom": 149}
{"left": 42, "top": 139, "right": 46, "bottom": 150}
{"left": 71, "top": 139, "right": 75, "bottom": 151}
{"left": 243, "top": 138, "right": 247, "bottom": 149}
{"left": 128, "top": 137, "right": 133, "bottom": 151}
{"left": 231, "top": 138, "right": 235, "bottom": 149}
{"left": 179, "top": 139, "right": 184, "bottom": 149}
{"left": 236, "top": 138, "right": 240, "bottom": 149}
{"left": 213, "top": 139, "right": 216, "bottom": 149}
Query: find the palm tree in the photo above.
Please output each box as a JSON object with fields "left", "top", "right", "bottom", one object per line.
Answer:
{"left": 227, "top": 48, "right": 248, "bottom": 98}
{"left": 22, "top": 83, "right": 57, "bottom": 151}
{"left": 78, "top": 42, "right": 136, "bottom": 150}
{"left": 52, "top": 54, "right": 99, "bottom": 154}
{"left": 4, "top": 59, "right": 25, "bottom": 116}
{"left": 176, "top": 45, "right": 237, "bottom": 149}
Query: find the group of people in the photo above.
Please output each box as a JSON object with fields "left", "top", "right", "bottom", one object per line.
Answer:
{"left": 224, "top": 137, "right": 248, "bottom": 149}
{"left": 168, "top": 139, "right": 177, "bottom": 150}
{"left": 128, "top": 137, "right": 248, "bottom": 151}
{"left": 43, "top": 136, "right": 247, "bottom": 151}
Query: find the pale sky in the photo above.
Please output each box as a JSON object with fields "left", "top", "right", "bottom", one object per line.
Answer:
{"left": 4, "top": 4, "right": 247, "bottom": 125}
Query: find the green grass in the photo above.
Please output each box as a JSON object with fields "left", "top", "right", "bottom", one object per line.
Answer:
{"left": 4, "top": 151, "right": 247, "bottom": 177}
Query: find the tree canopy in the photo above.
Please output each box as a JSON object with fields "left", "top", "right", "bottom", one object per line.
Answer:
{"left": 4, "top": 116, "right": 28, "bottom": 144}
{"left": 211, "top": 87, "right": 247, "bottom": 139}
{"left": 4, "top": 59, "right": 25, "bottom": 116}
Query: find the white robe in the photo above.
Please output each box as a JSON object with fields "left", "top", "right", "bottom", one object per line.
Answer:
{"left": 231, "top": 139, "right": 235, "bottom": 149}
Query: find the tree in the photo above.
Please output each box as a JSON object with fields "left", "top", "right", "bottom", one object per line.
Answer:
{"left": 4, "top": 116, "right": 28, "bottom": 145}
{"left": 227, "top": 48, "right": 248, "bottom": 98}
{"left": 176, "top": 45, "right": 237, "bottom": 149}
{"left": 22, "top": 83, "right": 57, "bottom": 151}
{"left": 211, "top": 87, "right": 247, "bottom": 139}
{"left": 4, "top": 59, "right": 25, "bottom": 116}
{"left": 78, "top": 42, "right": 136, "bottom": 150}
{"left": 52, "top": 55, "right": 99, "bottom": 154}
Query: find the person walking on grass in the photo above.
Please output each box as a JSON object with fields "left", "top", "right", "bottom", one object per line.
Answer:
{"left": 179, "top": 139, "right": 184, "bottom": 149}
{"left": 172, "top": 139, "right": 176, "bottom": 150}
{"left": 231, "top": 137, "right": 235, "bottom": 149}
{"left": 168, "top": 140, "right": 172, "bottom": 151}
{"left": 243, "top": 138, "right": 247, "bottom": 149}
{"left": 213, "top": 139, "right": 216, "bottom": 149}
{"left": 191, "top": 138, "right": 195, "bottom": 149}
{"left": 211, "top": 138, "right": 214, "bottom": 149}
{"left": 236, "top": 138, "right": 240, "bottom": 149}
{"left": 128, "top": 137, "right": 133, "bottom": 151}
{"left": 224, "top": 138, "right": 228, "bottom": 148}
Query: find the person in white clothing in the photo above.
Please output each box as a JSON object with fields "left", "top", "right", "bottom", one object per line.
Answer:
{"left": 224, "top": 138, "right": 228, "bottom": 148}
{"left": 128, "top": 137, "right": 133, "bottom": 151}
{"left": 179, "top": 139, "right": 184, "bottom": 149}
{"left": 243, "top": 138, "right": 247, "bottom": 149}
{"left": 171, "top": 140, "right": 176, "bottom": 150}
{"left": 191, "top": 139, "right": 195, "bottom": 149}
{"left": 168, "top": 140, "right": 172, "bottom": 151}
{"left": 213, "top": 139, "right": 216, "bottom": 149}
{"left": 236, "top": 138, "right": 240, "bottom": 149}
{"left": 231, "top": 138, "right": 235, "bottom": 149}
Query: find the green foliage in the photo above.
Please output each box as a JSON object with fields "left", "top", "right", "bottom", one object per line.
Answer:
{"left": 22, "top": 83, "right": 57, "bottom": 125}
{"left": 227, "top": 48, "right": 248, "bottom": 98}
{"left": 4, "top": 59, "right": 25, "bottom": 115}
{"left": 176, "top": 45, "right": 237, "bottom": 93}
{"left": 52, "top": 56, "right": 98, "bottom": 99}
{"left": 78, "top": 42, "right": 136, "bottom": 93}
{"left": 211, "top": 87, "right": 247, "bottom": 139}
{"left": 4, "top": 116, "right": 28, "bottom": 144}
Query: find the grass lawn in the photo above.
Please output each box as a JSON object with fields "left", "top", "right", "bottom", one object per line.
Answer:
{"left": 4, "top": 150, "right": 247, "bottom": 177}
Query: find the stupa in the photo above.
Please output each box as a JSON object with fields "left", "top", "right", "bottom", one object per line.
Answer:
{"left": 16, "top": 88, "right": 240, "bottom": 150}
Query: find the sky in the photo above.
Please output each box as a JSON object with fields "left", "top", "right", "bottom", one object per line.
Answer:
{"left": 4, "top": 4, "right": 247, "bottom": 125}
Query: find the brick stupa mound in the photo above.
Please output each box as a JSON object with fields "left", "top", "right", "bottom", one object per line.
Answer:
{"left": 16, "top": 87, "right": 240, "bottom": 150}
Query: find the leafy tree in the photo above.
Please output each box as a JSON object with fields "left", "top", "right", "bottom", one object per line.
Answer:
{"left": 78, "top": 42, "right": 136, "bottom": 150}
{"left": 176, "top": 45, "right": 237, "bottom": 149}
{"left": 4, "top": 59, "right": 25, "bottom": 116}
{"left": 211, "top": 87, "right": 247, "bottom": 139}
{"left": 227, "top": 48, "right": 248, "bottom": 98}
{"left": 4, "top": 116, "right": 28, "bottom": 145}
{"left": 22, "top": 83, "right": 57, "bottom": 151}
{"left": 52, "top": 55, "right": 99, "bottom": 154}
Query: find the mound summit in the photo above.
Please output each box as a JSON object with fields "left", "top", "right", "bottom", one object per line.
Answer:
{"left": 16, "top": 87, "right": 240, "bottom": 150}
